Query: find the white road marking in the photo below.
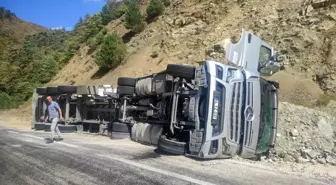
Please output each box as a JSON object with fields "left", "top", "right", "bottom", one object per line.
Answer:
{"left": 21, "top": 133, "right": 88, "bottom": 149}
{"left": 97, "top": 154, "right": 217, "bottom": 185}
{"left": 54, "top": 141, "right": 88, "bottom": 149}
{"left": 11, "top": 144, "right": 22, "bottom": 147}
{"left": 8, "top": 131, "right": 19, "bottom": 134}
{"left": 22, "top": 134, "right": 44, "bottom": 140}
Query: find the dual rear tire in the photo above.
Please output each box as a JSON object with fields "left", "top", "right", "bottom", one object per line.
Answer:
{"left": 36, "top": 86, "right": 77, "bottom": 95}
{"left": 117, "top": 77, "right": 136, "bottom": 96}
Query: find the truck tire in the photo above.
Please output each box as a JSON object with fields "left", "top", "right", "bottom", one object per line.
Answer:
{"left": 34, "top": 123, "right": 45, "bottom": 130}
{"left": 58, "top": 85, "right": 77, "bottom": 94}
{"left": 44, "top": 123, "right": 77, "bottom": 133}
{"left": 118, "top": 77, "right": 136, "bottom": 87}
{"left": 59, "top": 125, "right": 77, "bottom": 133}
{"left": 117, "top": 86, "right": 135, "bottom": 96}
{"left": 77, "top": 86, "right": 90, "bottom": 95}
{"left": 166, "top": 64, "right": 195, "bottom": 79}
{"left": 112, "top": 122, "right": 131, "bottom": 133}
{"left": 36, "top": 87, "right": 47, "bottom": 95}
{"left": 46, "top": 86, "right": 58, "bottom": 95}
{"left": 158, "top": 135, "right": 186, "bottom": 155}
{"left": 111, "top": 132, "right": 131, "bottom": 139}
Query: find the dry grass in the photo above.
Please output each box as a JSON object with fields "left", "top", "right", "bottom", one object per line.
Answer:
{"left": 316, "top": 93, "right": 336, "bottom": 107}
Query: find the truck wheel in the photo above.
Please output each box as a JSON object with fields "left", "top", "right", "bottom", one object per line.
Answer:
{"left": 117, "top": 86, "right": 135, "bottom": 96}
{"left": 77, "top": 86, "right": 88, "bottom": 95}
{"left": 112, "top": 122, "right": 131, "bottom": 133}
{"left": 118, "top": 77, "right": 136, "bottom": 87}
{"left": 44, "top": 123, "right": 77, "bottom": 133}
{"left": 59, "top": 125, "right": 77, "bottom": 133}
{"left": 34, "top": 123, "right": 45, "bottom": 130}
{"left": 36, "top": 87, "right": 47, "bottom": 95}
{"left": 166, "top": 64, "right": 195, "bottom": 79}
{"left": 58, "top": 85, "right": 77, "bottom": 94}
{"left": 158, "top": 135, "right": 186, "bottom": 155}
{"left": 111, "top": 132, "right": 130, "bottom": 139}
{"left": 46, "top": 86, "right": 58, "bottom": 95}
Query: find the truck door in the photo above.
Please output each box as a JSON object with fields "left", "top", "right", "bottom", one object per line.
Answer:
{"left": 225, "top": 30, "right": 280, "bottom": 75}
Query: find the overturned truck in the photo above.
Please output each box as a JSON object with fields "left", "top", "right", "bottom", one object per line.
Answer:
{"left": 32, "top": 30, "right": 281, "bottom": 159}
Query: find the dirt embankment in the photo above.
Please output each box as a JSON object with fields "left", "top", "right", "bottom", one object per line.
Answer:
{"left": 0, "top": 109, "right": 31, "bottom": 130}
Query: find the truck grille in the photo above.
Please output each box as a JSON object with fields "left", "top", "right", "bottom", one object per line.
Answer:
{"left": 229, "top": 82, "right": 242, "bottom": 142}
{"left": 244, "top": 82, "right": 254, "bottom": 146}
{"left": 212, "top": 82, "right": 225, "bottom": 136}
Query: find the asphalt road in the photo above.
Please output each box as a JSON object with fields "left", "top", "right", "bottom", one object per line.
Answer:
{"left": 0, "top": 127, "right": 333, "bottom": 185}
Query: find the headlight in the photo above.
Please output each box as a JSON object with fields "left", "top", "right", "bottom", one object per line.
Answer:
{"left": 226, "top": 68, "right": 238, "bottom": 82}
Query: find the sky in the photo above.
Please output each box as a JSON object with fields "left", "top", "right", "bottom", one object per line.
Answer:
{"left": 0, "top": 0, "right": 106, "bottom": 31}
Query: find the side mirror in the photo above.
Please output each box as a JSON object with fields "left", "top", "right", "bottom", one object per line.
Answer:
{"left": 273, "top": 51, "right": 285, "bottom": 63}
{"left": 259, "top": 51, "right": 282, "bottom": 76}
{"left": 260, "top": 61, "right": 281, "bottom": 76}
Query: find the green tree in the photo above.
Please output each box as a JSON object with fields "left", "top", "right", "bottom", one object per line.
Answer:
{"left": 74, "top": 17, "right": 83, "bottom": 29}
{"left": 162, "top": 0, "right": 171, "bottom": 6}
{"left": 124, "top": 0, "right": 145, "bottom": 33}
{"left": 0, "top": 92, "right": 12, "bottom": 109}
{"left": 146, "top": 0, "right": 165, "bottom": 20}
{"left": 87, "top": 29, "right": 106, "bottom": 54}
{"left": 116, "top": 3, "right": 127, "bottom": 18}
{"left": 101, "top": 4, "right": 114, "bottom": 25}
{"left": 96, "top": 32, "right": 127, "bottom": 69}
{"left": 84, "top": 13, "right": 91, "bottom": 20}
{"left": 36, "top": 56, "right": 59, "bottom": 83}
{"left": 83, "top": 13, "right": 103, "bottom": 40}
{"left": 101, "top": 0, "right": 126, "bottom": 25}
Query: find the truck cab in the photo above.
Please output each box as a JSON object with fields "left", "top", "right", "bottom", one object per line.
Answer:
{"left": 194, "top": 60, "right": 278, "bottom": 159}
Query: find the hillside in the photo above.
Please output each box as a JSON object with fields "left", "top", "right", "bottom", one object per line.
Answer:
{"left": 0, "top": 7, "right": 105, "bottom": 109}
{"left": 1, "top": 0, "right": 334, "bottom": 108}
{"left": 49, "top": 0, "right": 336, "bottom": 107}
{"left": 0, "top": 7, "right": 46, "bottom": 57}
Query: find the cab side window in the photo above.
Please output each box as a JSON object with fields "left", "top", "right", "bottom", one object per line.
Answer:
{"left": 259, "top": 46, "right": 272, "bottom": 67}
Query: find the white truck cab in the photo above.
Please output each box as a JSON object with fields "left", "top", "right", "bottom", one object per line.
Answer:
{"left": 191, "top": 30, "right": 280, "bottom": 159}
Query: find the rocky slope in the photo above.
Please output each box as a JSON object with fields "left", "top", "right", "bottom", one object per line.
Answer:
{"left": 50, "top": 0, "right": 336, "bottom": 102}
{"left": 276, "top": 101, "right": 336, "bottom": 166}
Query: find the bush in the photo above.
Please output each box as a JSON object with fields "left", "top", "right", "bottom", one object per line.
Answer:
{"left": 95, "top": 32, "right": 127, "bottom": 69}
{"left": 162, "top": 0, "right": 171, "bottom": 6}
{"left": 124, "top": 0, "right": 145, "bottom": 33}
{"left": 116, "top": 3, "right": 128, "bottom": 18}
{"left": 0, "top": 92, "right": 13, "bottom": 109}
{"left": 146, "top": 0, "right": 165, "bottom": 20}
{"left": 87, "top": 30, "right": 106, "bottom": 54}
{"left": 36, "top": 56, "right": 59, "bottom": 83}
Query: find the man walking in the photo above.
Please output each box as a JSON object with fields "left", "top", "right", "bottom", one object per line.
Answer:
{"left": 44, "top": 96, "right": 63, "bottom": 143}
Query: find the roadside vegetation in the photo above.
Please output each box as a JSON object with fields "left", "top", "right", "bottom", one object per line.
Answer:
{"left": 124, "top": 0, "right": 145, "bottom": 33}
{"left": 0, "top": 1, "right": 169, "bottom": 109}
{"left": 96, "top": 32, "right": 127, "bottom": 69}
{"left": 146, "top": 0, "right": 165, "bottom": 21}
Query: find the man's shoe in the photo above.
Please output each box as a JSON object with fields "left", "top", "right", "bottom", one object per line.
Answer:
{"left": 55, "top": 137, "right": 64, "bottom": 141}
{"left": 45, "top": 138, "right": 54, "bottom": 144}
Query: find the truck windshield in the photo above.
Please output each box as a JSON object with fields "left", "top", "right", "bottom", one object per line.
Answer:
{"left": 256, "top": 79, "right": 274, "bottom": 154}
